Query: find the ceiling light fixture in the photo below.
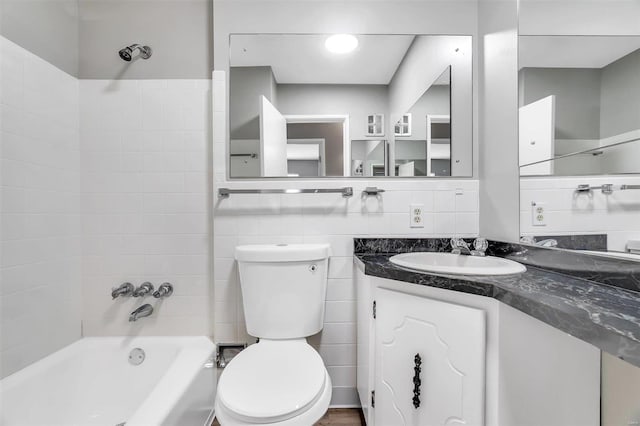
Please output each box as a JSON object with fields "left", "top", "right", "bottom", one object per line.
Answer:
{"left": 325, "top": 34, "right": 358, "bottom": 54}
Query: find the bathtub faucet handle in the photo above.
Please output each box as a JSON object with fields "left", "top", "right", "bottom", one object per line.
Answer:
{"left": 133, "top": 282, "right": 154, "bottom": 297}
{"left": 111, "top": 282, "right": 134, "bottom": 299}
{"left": 153, "top": 282, "right": 174, "bottom": 298}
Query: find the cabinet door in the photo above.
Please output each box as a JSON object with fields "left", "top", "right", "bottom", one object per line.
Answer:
{"left": 356, "top": 262, "right": 375, "bottom": 423}
{"left": 374, "top": 288, "right": 486, "bottom": 426}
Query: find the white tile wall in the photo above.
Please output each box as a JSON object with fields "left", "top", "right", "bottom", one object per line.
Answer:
{"left": 521, "top": 176, "right": 640, "bottom": 251}
{"left": 79, "top": 79, "right": 213, "bottom": 336}
{"left": 0, "top": 36, "right": 81, "bottom": 378}
{"left": 211, "top": 71, "right": 480, "bottom": 406}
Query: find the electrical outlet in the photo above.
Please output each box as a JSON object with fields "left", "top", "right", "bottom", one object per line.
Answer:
{"left": 410, "top": 204, "right": 424, "bottom": 228}
{"left": 531, "top": 202, "right": 547, "bottom": 226}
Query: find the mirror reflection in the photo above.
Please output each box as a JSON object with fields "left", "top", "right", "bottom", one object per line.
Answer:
{"left": 518, "top": 36, "right": 640, "bottom": 176}
{"left": 394, "top": 68, "right": 451, "bottom": 176}
{"left": 228, "top": 34, "right": 472, "bottom": 178}
{"left": 518, "top": 35, "right": 640, "bottom": 261}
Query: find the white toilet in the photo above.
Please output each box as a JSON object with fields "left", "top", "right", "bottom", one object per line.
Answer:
{"left": 214, "top": 244, "right": 333, "bottom": 425}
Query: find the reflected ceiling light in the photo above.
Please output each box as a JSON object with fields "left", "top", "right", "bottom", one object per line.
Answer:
{"left": 325, "top": 34, "right": 358, "bottom": 54}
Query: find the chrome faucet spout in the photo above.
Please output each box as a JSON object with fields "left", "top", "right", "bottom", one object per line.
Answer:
{"left": 129, "top": 304, "right": 153, "bottom": 322}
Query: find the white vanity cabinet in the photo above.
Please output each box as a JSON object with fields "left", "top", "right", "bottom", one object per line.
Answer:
{"left": 374, "top": 288, "right": 485, "bottom": 426}
{"left": 355, "top": 258, "right": 601, "bottom": 426}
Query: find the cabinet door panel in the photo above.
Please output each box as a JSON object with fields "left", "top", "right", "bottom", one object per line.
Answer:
{"left": 375, "top": 288, "right": 486, "bottom": 426}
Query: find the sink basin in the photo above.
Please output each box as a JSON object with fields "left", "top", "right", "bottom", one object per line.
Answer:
{"left": 389, "top": 252, "right": 526, "bottom": 276}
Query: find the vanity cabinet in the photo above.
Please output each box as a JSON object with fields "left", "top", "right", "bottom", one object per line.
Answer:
{"left": 355, "top": 258, "right": 601, "bottom": 426}
{"left": 374, "top": 288, "right": 485, "bottom": 426}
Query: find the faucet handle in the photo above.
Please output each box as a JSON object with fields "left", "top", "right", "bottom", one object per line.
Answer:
{"left": 473, "top": 237, "right": 488, "bottom": 252}
{"left": 133, "top": 282, "right": 154, "bottom": 297}
{"left": 450, "top": 237, "right": 461, "bottom": 248}
{"left": 153, "top": 282, "right": 173, "bottom": 298}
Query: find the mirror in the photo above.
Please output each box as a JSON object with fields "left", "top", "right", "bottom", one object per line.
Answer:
{"left": 228, "top": 34, "right": 472, "bottom": 178}
{"left": 518, "top": 35, "right": 640, "bottom": 260}
{"left": 394, "top": 67, "right": 451, "bottom": 177}
{"left": 519, "top": 36, "right": 640, "bottom": 177}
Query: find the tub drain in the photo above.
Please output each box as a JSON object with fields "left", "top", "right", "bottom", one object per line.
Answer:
{"left": 128, "top": 348, "right": 145, "bottom": 366}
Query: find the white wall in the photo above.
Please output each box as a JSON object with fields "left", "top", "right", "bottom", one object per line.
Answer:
{"left": 212, "top": 71, "right": 480, "bottom": 406}
{"left": 520, "top": 175, "right": 640, "bottom": 251}
{"left": 477, "top": 0, "right": 520, "bottom": 242}
{"left": 0, "top": 36, "right": 81, "bottom": 378}
{"left": 78, "top": 0, "right": 213, "bottom": 79}
{"left": 0, "top": 0, "right": 79, "bottom": 76}
{"left": 79, "top": 79, "right": 213, "bottom": 336}
{"left": 519, "top": 0, "right": 640, "bottom": 36}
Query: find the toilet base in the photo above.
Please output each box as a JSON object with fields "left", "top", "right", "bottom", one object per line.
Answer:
{"left": 214, "top": 370, "right": 332, "bottom": 426}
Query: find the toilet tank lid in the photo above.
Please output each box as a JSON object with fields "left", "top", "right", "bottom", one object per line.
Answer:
{"left": 235, "top": 244, "right": 331, "bottom": 262}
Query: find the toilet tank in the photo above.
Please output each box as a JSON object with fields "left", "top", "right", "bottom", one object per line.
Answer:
{"left": 235, "top": 244, "right": 331, "bottom": 339}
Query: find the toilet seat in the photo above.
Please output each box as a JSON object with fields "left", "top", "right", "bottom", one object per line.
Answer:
{"left": 216, "top": 339, "right": 331, "bottom": 425}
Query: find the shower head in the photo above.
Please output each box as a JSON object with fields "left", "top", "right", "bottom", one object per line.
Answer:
{"left": 118, "top": 44, "right": 152, "bottom": 62}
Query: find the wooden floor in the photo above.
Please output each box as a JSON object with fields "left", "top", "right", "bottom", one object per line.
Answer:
{"left": 212, "top": 408, "right": 365, "bottom": 425}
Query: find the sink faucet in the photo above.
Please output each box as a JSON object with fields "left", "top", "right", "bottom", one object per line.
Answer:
{"left": 535, "top": 238, "right": 558, "bottom": 248}
{"left": 112, "top": 282, "right": 134, "bottom": 299}
{"left": 451, "top": 238, "right": 488, "bottom": 256}
{"left": 129, "top": 304, "right": 153, "bottom": 322}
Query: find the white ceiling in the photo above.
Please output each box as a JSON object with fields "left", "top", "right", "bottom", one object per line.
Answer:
{"left": 519, "top": 36, "right": 640, "bottom": 69}
{"left": 229, "top": 34, "right": 415, "bottom": 85}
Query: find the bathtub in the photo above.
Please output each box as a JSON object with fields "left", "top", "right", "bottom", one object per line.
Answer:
{"left": 0, "top": 336, "right": 216, "bottom": 426}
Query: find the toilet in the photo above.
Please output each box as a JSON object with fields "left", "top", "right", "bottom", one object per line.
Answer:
{"left": 214, "top": 244, "right": 333, "bottom": 425}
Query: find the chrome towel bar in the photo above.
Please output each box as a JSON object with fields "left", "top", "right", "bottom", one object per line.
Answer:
{"left": 218, "top": 187, "right": 354, "bottom": 198}
{"left": 576, "top": 184, "right": 640, "bottom": 194}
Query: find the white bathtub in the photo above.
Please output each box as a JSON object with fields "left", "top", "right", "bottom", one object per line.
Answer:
{"left": 0, "top": 336, "right": 216, "bottom": 426}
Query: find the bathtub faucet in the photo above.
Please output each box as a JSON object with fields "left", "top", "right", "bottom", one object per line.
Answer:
{"left": 129, "top": 304, "right": 153, "bottom": 322}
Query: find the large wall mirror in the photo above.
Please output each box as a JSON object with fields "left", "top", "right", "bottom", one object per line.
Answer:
{"left": 518, "top": 34, "right": 640, "bottom": 259}
{"left": 228, "top": 34, "right": 472, "bottom": 178}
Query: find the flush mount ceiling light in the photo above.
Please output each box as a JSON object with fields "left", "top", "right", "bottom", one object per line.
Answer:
{"left": 325, "top": 34, "right": 358, "bottom": 54}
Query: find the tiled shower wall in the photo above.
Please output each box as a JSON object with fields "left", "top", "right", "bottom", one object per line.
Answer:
{"left": 0, "top": 37, "right": 81, "bottom": 378}
{"left": 211, "top": 71, "right": 481, "bottom": 405}
{"left": 79, "top": 79, "right": 213, "bottom": 336}
{"left": 521, "top": 175, "right": 640, "bottom": 251}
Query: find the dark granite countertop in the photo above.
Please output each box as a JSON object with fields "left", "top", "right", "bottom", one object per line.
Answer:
{"left": 356, "top": 252, "right": 640, "bottom": 368}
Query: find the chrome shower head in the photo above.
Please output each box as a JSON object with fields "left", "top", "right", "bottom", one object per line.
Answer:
{"left": 118, "top": 44, "right": 152, "bottom": 62}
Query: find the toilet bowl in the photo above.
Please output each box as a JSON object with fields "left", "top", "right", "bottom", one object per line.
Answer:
{"left": 214, "top": 340, "right": 331, "bottom": 425}
{"left": 214, "top": 244, "right": 333, "bottom": 425}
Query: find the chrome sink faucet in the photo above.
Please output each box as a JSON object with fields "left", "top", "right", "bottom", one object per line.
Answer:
{"left": 451, "top": 238, "right": 488, "bottom": 256}
{"left": 129, "top": 304, "right": 153, "bottom": 322}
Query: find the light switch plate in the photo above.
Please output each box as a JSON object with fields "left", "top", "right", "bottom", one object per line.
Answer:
{"left": 410, "top": 204, "right": 424, "bottom": 228}
{"left": 531, "top": 201, "right": 547, "bottom": 226}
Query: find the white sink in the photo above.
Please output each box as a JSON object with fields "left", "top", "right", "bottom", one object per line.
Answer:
{"left": 389, "top": 252, "right": 526, "bottom": 276}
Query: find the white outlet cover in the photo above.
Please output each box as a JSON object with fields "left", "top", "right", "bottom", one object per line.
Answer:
{"left": 410, "top": 203, "right": 424, "bottom": 228}
{"left": 531, "top": 202, "right": 547, "bottom": 226}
